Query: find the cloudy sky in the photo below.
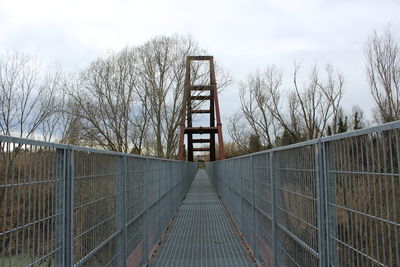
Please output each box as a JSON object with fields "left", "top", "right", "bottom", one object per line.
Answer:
{"left": 1, "top": 0, "right": 400, "bottom": 129}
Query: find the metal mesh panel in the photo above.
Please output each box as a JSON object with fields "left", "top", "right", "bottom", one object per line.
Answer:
{"left": 0, "top": 135, "right": 197, "bottom": 267}
{"left": 207, "top": 121, "right": 400, "bottom": 267}
{"left": 73, "top": 151, "right": 120, "bottom": 267}
{"left": 275, "top": 146, "right": 318, "bottom": 267}
{"left": 253, "top": 153, "right": 273, "bottom": 267}
{"left": 242, "top": 157, "right": 254, "bottom": 249}
{"left": 0, "top": 140, "right": 60, "bottom": 266}
{"left": 328, "top": 129, "right": 400, "bottom": 267}
{"left": 146, "top": 159, "right": 161, "bottom": 254}
{"left": 2, "top": 121, "right": 400, "bottom": 267}
{"left": 126, "top": 157, "right": 146, "bottom": 266}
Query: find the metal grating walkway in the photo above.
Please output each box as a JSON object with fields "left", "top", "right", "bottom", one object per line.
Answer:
{"left": 151, "top": 169, "right": 254, "bottom": 267}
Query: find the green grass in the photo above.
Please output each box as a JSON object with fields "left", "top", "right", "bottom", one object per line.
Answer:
{"left": 0, "top": 255, "right": 53, "bottom": 266}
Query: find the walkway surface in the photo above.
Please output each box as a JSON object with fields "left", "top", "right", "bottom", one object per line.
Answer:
{"left": 151, "top": 169, "right": 254, "bottom": 267}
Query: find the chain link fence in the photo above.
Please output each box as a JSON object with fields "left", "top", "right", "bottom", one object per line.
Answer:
{"left": 206, "top": 121, "right": 400, "bottom": 267}
{"left": 0, "top": 135, "right": 196, "bottom": 266}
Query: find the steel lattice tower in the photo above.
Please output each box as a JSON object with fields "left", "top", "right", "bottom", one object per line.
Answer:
{"left": 178, "top": 56, "right": 225, "bottom": 161}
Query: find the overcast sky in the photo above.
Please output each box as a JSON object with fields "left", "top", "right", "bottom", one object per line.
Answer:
{"left": 1, "top": 0, "right": 400, "bottom": 132}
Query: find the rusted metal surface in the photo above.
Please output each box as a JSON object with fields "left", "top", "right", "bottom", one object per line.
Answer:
{"left": 178, "top": 56, "right": 225, "bottom": 162}
{"left": 209, "top": 57, "right": 225, "bottom": 161}
{"left": 190, "top": 96, "right": 212, "bottom": 100}
{"left": 184, "top": 127, "right": 219, "bottom": 134}
{"left": 187, "top": 56, "right": 213, "bottom": 60}
{"left": 192, "top": 138, "right": 211, "bottom": 143}
{"left": 193, "top": 147, "right": 211, "bottom": 151}
{"left": 191, "top": 109, "right": 211, "bottom": 113}
{"left": 190, "top": 85, "right": 212, "bottom": 91}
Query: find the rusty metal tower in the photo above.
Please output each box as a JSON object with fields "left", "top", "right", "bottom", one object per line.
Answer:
{"left": 178, "top": 56, "right": 225, "bottom": 161}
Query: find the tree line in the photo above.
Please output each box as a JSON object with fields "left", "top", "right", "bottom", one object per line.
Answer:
{"left": 227, "top": 27, "right": 400, "bottom": 157}
{"left": 1, "top": 28, "right": 399, "bottom": 159}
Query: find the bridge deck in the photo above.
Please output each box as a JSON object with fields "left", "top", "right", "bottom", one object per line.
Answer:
{"left": 151, "top": 169, "right": 254, "bottom": 267}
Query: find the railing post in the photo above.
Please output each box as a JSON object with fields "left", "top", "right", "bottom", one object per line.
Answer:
{"left": 167, "top": 161, "right": 171, "bottom": 221}
{"left": 158, "top": 160, "right": 162, "bottom": 238}
{"left": 240, "top": 159, "right": 243, "bottom": 230}
{"left": 323, "top": 141, "right": 338, "bottom": 267}
{"left": 56, "top": 148, "right": 73, "bottom": 267}
{"left": 316, "top": 141, "right": 328, "bottom": 267}
{"left": 250, "top": 155, "right": 256, "bottom": 252}
{"left": 270, "top": 151, "right": 279, "bottom": 267}
{"left": 55, "top": 149, "right": 62, "bottom": 266}
{"left": 230, "top": 160, "right": 234, "bottom": 211}
{"left": 144, "top": 158, "right": 149, "bottom": 264}
{"left": 118, "top": 155, "right": 127, "bottom": 266}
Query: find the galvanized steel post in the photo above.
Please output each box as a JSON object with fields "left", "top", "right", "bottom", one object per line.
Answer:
{"left": 144, "top": 158, "right": 149, "bottom": 264}
{"left": 56, "top": 148, "right": 73, "bottom": 267}
{"left": 55, "top": 148, "right": 64, "bottom": 266}
{"left": 323, "top": 141, "right": 338, "bottom": 266}
{"left": 240, "top": 159, "right": 243, "bottom": 230}
{"left": 270, "top": 151, "right": 279, "bottom": 267}
{"left": 118, "top": 155, "right": 127, "bottom": 266}
{"left": 158, "top": 160, "right": 161, "bottom": 240}
{"left": 250, "top": 155, "right": 256, "bottom": 251}
{"left": 316, "top": 141, "right": 328, "bottom": 266}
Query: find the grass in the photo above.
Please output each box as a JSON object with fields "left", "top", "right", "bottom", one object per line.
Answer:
{"left": 0, "top": 255, "right": 53, "bottom": 266}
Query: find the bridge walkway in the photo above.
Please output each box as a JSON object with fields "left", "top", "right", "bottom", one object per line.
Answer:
{"left": 151, "top": 169, "right": 254, "bottom": 267}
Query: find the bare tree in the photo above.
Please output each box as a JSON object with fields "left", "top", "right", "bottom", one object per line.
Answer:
{"left": 238, "top": 69, "right": 278, "bottom": 148}
{"left": 350, "top": 105, "right": 366, "bottom": 130}
{"left": 254, "top": 65, "right": 302, "bottom": 145}
{"left": 228, "top": 112, "right": 251, "bottom": 152}
{"left": 133, "top": 36, "right": 201, "bottom": 157}
{"left": 58, "top": 95, "right": 86, "bottom": 145}
{"left": 64, "top": 49, "right": 142, "bottom": 153}
{"left": 273, "top": 90, "right": 303, "bottom": 146}
{"left": 39, "top": 65, "right": 67, "bottom": 142}
{"left": 0, "top": 52, "right": 58, "bottom": 139}
{"left": 316, "top": 64, "right": 344, "bottom": 134}
{"left": 236, "top": 63, "right": 344, "bottom": 148}
{"left": 366, "top": 26, "right": 400, "bottom": 123}
{"left": 293, "top": 63, "right": 344, "bottom": 139}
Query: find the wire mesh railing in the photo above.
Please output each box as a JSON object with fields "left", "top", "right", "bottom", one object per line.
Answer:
{"left": 206, "top": 121, "right": 400, "bottom": 267}
{"left": 0, "top": 135, "right": 197, "bottom": 267}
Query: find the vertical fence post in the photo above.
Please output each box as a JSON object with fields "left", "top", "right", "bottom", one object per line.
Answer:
{"left": 270, "top": 151, "right": 279, "bottom": 267}
{"left": 323, "top": 141, "right": 338, "bottom": 266}
{"left": 250, "top": 155, "right": 256, "bottom": 252}
{"left": 56, "top": 147, "right": 73, "bottom": 267}
{"left": 230, "top": 160, "right": 233, "bottom": 213}
{"left": 144, "top": 158, "right": 149, "bottom": 264}
{"left": 67, "top": 149, "right": 74, "bottom": 267}
{"left": 158, "top": 160, "right": 162, "bottom": 239}
{"left": 316, "top": 141, "right": 328, "bottom": 267}
{"left": 240, "top": 159, "right": 243, "bottom": 230}
{"left": 55, "top": 149, "right": 63, "bottom": 266}
{"left": 118, "top": 155, "right": 127, "bottom": 266}
{"left": 167, "top": 161, "right": 171, "bottom": 223}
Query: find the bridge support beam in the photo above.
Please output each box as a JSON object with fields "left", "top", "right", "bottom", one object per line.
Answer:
{"left": 178, "top": 56, "right": 225, "bottom": 161}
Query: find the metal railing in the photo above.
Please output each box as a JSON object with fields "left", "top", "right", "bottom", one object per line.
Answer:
{"left": 206, "top": 121, "right": 400, "bottom": 267}
{"left": 0, "top": 135, "right": 197, "bottom": 267}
